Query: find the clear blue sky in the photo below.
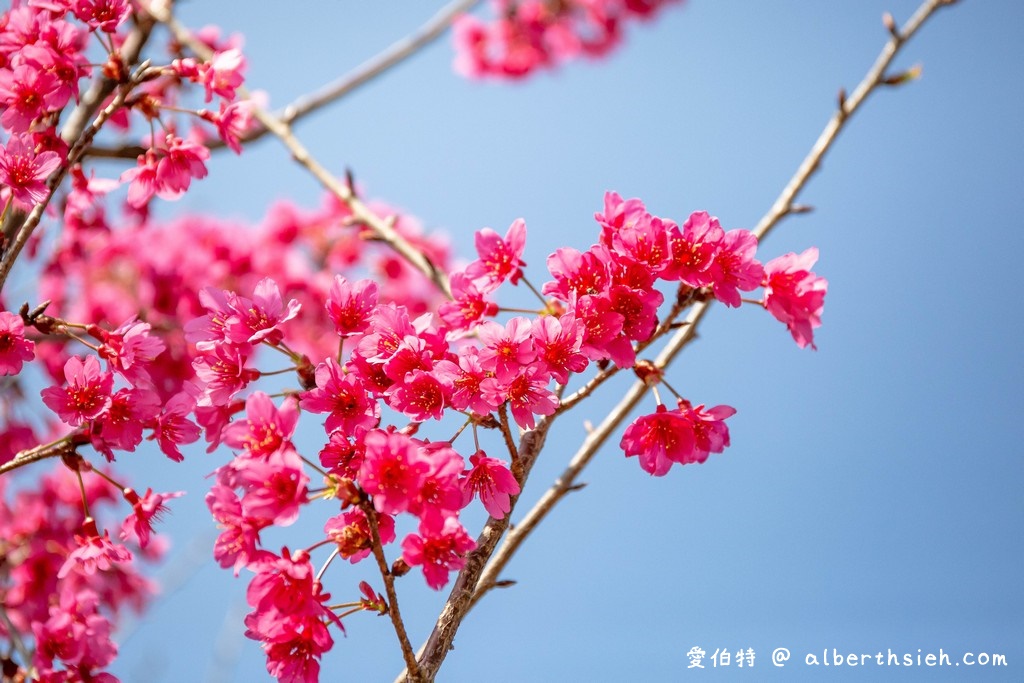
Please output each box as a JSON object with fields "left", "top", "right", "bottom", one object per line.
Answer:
{"left": 97, "top": 2, "right": 1022, "bottom": 681}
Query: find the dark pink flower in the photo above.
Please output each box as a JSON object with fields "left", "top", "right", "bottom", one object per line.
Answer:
{"left": 95, "top": 317, "right": 166, "bottom": 386}
{"left": 192, "top": 343, "right": 259, "bottom": 407}
{"left": 530, "top": 313, "right": 587, "bottom": 384}
{"left": 708, "top": 228, "right": 764, "bottom": 307}
{"left": 0, "top": 64, "right": 60, "bottom": 132}
{"left": 149, "top": 391, "right": 202, "bottom": 462}
{"left": 462, "top": 451, "right": 520, "bottom": 518}
{"left": 324, "top": 507, "right": 396, "bottom": 563}
{"left": 71, "top": 0, "right": 131, "bottom": 32}
{"left": 620, "top": 403, "right": 695, "bottom": 476}
{"left": 762, "top": 247, "right": 828, "bottom": 350}
{"left": 325, "top": 275, "right": 378, "bottom": 336}
{"left": 663, "top": 210, "right": 724, "bottom": 286}
{"left": 465, "top": 217, "right": 527, "bottom": 289}
{"left": 90, "top": 386, "right": 161, "bottom": 459}
{"left": 200, "top": 48, "right": 246, "bottom": 102}
{"left": 438, "top": 271, "right": 498, "bottom": 330}
{"left": 481, "top": 365, "right": 558, "bottom": 430}
{"left": 477, "top": 316, "right": 536, "bottom": 383}
{"left": 119, "top": 488, "right": 184, "bottom": 549}
{"left": 57, "top": 517, "right": 132, "bottom": 578}
{"left": 301, "top": 357, "right": 380, "bottom": 435}
{"left": 222, "top": 392, "right": 298, "bottom": 458}
{"left": 385, "top": 369, "right": 450, "bottom": 422}
{"left": 0, "top": 310, "right": 35, "bottom": 375}
{"left": 0, "top": 133, "right": 61, "bottom": 207}
{"left": 40, "top": 355, "right": 113, "bottom": 427}
{"left": 401, "top": 510, "right": 476, "bottom": 590}
{"left": 224, "top": 277, "right": 301, "bottom": 346}
{"left": 359, "top": 430, "right": 429, "bottom": 515}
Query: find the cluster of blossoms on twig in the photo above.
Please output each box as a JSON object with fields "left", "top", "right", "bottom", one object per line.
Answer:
{"left": 168, "top": 185, "right": 826, "bottom": 678}
{"left": 453, "top": 0, "right": 681, "bottom": 79}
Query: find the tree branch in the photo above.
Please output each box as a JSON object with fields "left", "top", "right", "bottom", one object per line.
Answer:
{"left": 88, "top": 0, "right": 480, "bottom": 159}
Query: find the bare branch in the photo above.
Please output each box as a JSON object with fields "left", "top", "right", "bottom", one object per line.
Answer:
{"left": 752, "top": 0, "right": 955, "bottom": 242}
{"left": 89, "top": 0, "right": 480, "bottom": 159}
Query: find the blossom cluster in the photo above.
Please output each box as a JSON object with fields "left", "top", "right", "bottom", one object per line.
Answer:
{"left": 453, "top": 0, "right": 682, "bottom": 79}
{"left": 0, "top": 465, "right": 172, "bottom": 681}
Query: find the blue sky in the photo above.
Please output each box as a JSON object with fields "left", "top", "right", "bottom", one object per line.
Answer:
{"left": 90, "top": 1, "right": 1024, "bottom": 681}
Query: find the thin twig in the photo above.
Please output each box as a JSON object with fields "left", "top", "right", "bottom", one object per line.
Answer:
{"left": 88, "top": 0, "right": 480, "bottom": 159}
{"left": 0, "top": 434, "right": 84, "bottom": 477}
{"left": 752, "top": 0, "right": 956, "bottom": 242}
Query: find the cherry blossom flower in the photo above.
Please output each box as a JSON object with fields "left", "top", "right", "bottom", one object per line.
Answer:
{"left": 325, "top": 275, "right": 378, "bottom": 336}
{"left": 221, "top": 392, "right": 298, "bottom": 458}
{"left": 40, "top": 355, "right": 113, "bottom": 427}
{"left": 0, "top": 133, "right": 61, "bottom": 207}
{"left": 401, "top": 510, "right": 476, "bottom": 590}
{"left": 0, "top": 310, "right": 35, "bottom": 375}
{"left": 476, "top": 316, "right": 537, "bottom": 382}
{"left": 359, "top": 429, "right": 429, "bottom": 515}
{"left": 620, "top": 403, "right": 695, "bottom": 476}
{"left": 301, "top": 357, "right": 380, "bottom": 436}
{"left": 762, "top": 247, "right": 828, "bottom": 349}
{"left": 530, "top": 313, "right": 587, "bottom": 385}
{"left": 57, "top": 518, "right": 132, "bottom": 578}
{"left": 465, "top": 217, "right": 527, "bottom": 289}
{"left": 324, "top": 507, "right": 396, "bottom": 563}
{"left": 707, "top": 228, "right": 764, "bottom": 307}
{"left": 462, "top": 451, "right": 520, "bottom": 518}
{"left": 224, "top": 277, "right": 301, "bottom": 346}
{"left": 149, "top": 392, "right": 202, "bottom": 462}
{"left": 120, "top": 488, "right": 184, "bottom": 549}
{"left": 0, "top": 64, "right": 60, "bottom": 132}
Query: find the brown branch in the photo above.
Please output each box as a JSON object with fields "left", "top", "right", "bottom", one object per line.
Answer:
{"left": 0, "top": 434, "right": 83, "bottom": 476}
{"left": 89, "top": 0, "right": 480, "bottom": 159}
{"left": 147, "top": 9, "right": 454, "bottom": 299}
{"left": 362, "top": 502, "right": 423, "bottom": 682}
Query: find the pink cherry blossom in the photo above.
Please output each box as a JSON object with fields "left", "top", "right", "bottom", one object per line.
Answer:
{"left": 762, "top": 247, "right": 828, "bottom": 350}
{"left": 40, "top": 355, "right": 113, "bottom": 427}
{"left": 620, "top": 403, "right": 695, "bottom": 476}
{"left": 476, "top": 316, "right": 536, "bottom": 382}
{"left": 0, "top": 133, "right": 61, "bottom": 207}
{"left": 401, "top": 510, "right": 476, "bottom": 590}
{"left": 359, "top": 429, "right": 429, "bottom": 515}
{"left": 530, "top": 313, "right": 588, "bottom": 384}
{"left": 57, "top": 518, "right": 132, "bottom": 578}
{"left": 465, "top": 217, "right": 527, "bottom": 289}
{"left": 462, "top": 451, "right": 520, "bottom": 518}
{"left": 120, "top": 488, "right": 184, "bottom": 549}
{"left": 221, "top": 392, "right": 299, "bottom": 458}
{"left": 325, "top": 275, "right": 378, "bottom": 336}
{"left": 707, "top": 228, "right": 764, "bottom": 307}
{"left": 0, "top": 310, "right": 35, "bottom": 375}
{"left": 324, "top": 507, "right": 396, "bottom": 563}
{"left": 301, "top": 357, "right": 380, "bottom": 435}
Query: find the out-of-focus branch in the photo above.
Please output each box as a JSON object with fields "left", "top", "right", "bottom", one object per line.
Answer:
{"left": 0, "top": 434, "right": 84, "bottom": 476}
{"left": 148, "top": 8, "right": 454, "bottom": 299}
{"left": 468, "top": 0, "right": 957, "bottom": 622}
{"left": 89, "top": 0, "right": 480, "bottom": 159}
